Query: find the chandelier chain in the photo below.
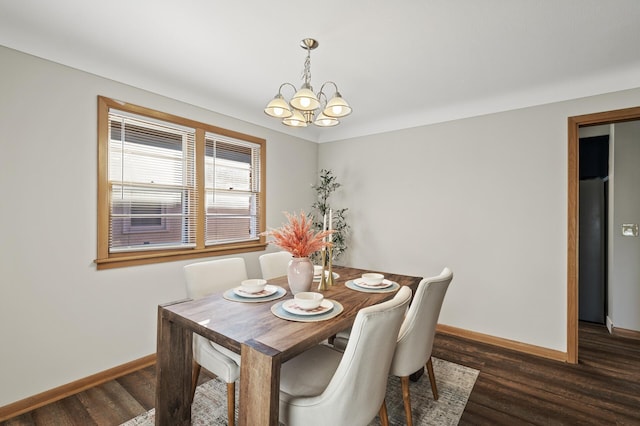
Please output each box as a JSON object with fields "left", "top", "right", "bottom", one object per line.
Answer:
{"left": 301, "top": 49, "right": 312, "bottom": 87}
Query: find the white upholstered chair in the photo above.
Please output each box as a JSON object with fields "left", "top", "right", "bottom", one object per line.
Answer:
{"left": 332, "top": 267, "right": 453, "bottom": 426}
{"left": 391, "top": 267, "right": 453, "bottom": 425}
{"left": 278, "top": 286, "right": 412, "bottom": 426}
{"left": 258, "top": 251, "right": 292, "bottom": 280}
{"left": 183, "top": 257, "right": 248, "bottom": 426}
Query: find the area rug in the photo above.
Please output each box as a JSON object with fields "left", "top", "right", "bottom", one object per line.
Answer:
{"left": 121, "top": 357, "right": 478, "bottom": 426}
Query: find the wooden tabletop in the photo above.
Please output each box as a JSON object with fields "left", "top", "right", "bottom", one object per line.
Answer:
{"left": 161, "top": 265, "right": 422, "bottom": 362}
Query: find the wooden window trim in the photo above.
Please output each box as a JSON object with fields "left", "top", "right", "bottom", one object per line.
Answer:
{"left": 95, "top": 96, "right": 267, "bottom": 270}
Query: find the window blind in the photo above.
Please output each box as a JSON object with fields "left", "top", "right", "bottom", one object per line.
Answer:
{"left": 108, "top": 110, "right": 197, "bottom": 252}
{"left": 204, "top": 132, "right": 261, "bottom": 245}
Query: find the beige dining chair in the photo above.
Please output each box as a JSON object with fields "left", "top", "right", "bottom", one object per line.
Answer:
{"left": 332, "top": 267, "right": 453, "bottom": 426}
{"left": 183, "top": 257, "right": 248, "bottom": 426}
{"left": 387, "top": 267, "right": 453, "bottom": 426}
{"left": 278, "top": 286, "right": 412, "bottom": 426}
{"left": 258, "top": 250, "right": 292, "bottom": 280}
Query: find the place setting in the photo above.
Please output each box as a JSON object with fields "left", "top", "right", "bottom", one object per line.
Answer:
{"left": 223, "top": 278, "right": 287, "bottom": 303}
{"left": 271, "top": 291, "right": 343, "bottom": 322}
{"left": 346, "top": 272, "right": 400, "bottom": 293}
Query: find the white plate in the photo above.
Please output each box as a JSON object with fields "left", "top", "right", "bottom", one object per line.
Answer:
{"left": 282, "top": 299, "right": 334, "bottom": 316}
{"left": 233, "top": 284, "right": 278, "bottom": 298}
{"left": 313, "top": 272, "right": 340, "bottom": 282}
{"left": 354, "top": 278, "right": 393, "bottom": 289}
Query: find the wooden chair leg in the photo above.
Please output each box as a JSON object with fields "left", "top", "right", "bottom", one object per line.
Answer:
{"left": 426, "top": 357, "right": 439, "bottom": 400}
{"left": 378, "top": 398, "right": 389, "bottom": 426}
{"left": 227, "top": 382, "right": 235, "bottom": 426}
{"left": 190, "top": 361, "right": 201, "bottom": 403}
{"left": 400, "top": 376, "right": 413, "bottom": 426}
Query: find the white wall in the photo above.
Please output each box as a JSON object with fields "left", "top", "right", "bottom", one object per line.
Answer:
{"left": 610, "top": 121, "right": 640, "bottom": 331}
{"left": 0, "top": 46, "right": 317, "bottom": 407}
{"left": 319, "top": 87, "right": 640, "bottom": 353}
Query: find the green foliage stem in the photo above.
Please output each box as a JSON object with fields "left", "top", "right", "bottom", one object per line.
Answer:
{"left": 310, "top": 169, "right": 349, "bottom": 262}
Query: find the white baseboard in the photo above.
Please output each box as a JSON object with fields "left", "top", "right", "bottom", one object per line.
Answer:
{"left": 606, "top": 316, "right": 614, "bottom": 334}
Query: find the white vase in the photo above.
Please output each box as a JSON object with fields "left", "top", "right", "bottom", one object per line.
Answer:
{"left": 287, "top": 256, "right": 314, "bottom": 295}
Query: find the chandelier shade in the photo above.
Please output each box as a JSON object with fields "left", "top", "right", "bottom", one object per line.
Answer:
{"left": 291, "top": 86, "right": 320, "bottom": 111}
{"left": 282, "top": 109, "right": 308, "bottom": 127}
{"left": 264, "top": 95, "right": 293, "bottom": 118}
{"left": 264, "top": 38, "right": 351, "bottom": 128}
{"left": 314, "top": 112, "right": 340, "bottom": 127}
{"left": 323, "top": 92, "right": 352, "bottom": 118}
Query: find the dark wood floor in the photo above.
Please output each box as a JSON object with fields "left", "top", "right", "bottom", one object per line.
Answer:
{"left": 435, "top": 322, "right": 640, "bottom": 425}
{"left": 2, "top": 322, "right": 639, "bottom": 425}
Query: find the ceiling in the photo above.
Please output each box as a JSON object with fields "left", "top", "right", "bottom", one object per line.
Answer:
{"left": 2, "top": 1, "right": 640, "bottom": 143}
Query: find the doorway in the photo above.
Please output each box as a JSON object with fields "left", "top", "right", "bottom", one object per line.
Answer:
{"left": 578, "top": 133, "right": 609, "bottom": 325}
{"left": 567, "top": 106, "right": 640, "bottom": 364}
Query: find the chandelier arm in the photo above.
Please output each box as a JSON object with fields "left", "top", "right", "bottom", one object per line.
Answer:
{"left": 317, "top": 81, "right": 340, "bottom": 98}
{"left": 316, "top": 91, "right": 329, "bottom": 108}
{"left": 278, "top": 82, "right": 298, "bottom": 96}
{"left": 319, "top": 81, "right": 339, "bottom": 92}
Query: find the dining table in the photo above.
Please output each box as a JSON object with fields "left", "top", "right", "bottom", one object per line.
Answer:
{"left": 155, "top": 265, "right": 422, "bottom": 426}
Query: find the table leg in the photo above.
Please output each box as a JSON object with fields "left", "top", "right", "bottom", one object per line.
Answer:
{"left": 155, "top": 307, "right": 193, "bottom": 426}
{"left": 239, "top": 339, "right": 281, "bottom": 426}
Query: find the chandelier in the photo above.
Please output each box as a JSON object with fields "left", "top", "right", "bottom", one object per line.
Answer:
{"left": 264, "top": 38, "right": 352, "bottom": 128}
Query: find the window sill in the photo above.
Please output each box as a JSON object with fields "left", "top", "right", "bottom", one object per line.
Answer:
{"left": 94, "top": 241, "right": 268, "bottom": 270}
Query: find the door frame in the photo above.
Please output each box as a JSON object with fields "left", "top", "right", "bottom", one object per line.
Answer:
{"left": 567, "top": 105, "right": 640, "bottom": 363}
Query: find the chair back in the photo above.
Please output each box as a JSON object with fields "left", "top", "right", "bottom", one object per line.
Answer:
{"left": 259, "top": 251, "right": 292, "bottom": 280}
{"left": 390, "top": 267, "right": 453, "bottom": 377}
{"left": 184, "top": 257, "right": 248, "bottom": 299}
{"left": 319, "top": 286, "right": 412, "bottom": 425}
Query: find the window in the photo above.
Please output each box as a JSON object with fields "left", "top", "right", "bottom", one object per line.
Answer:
{"left": 96, "top": 96, "right": 266, "bottom": 269}
{"left": 205, "top": 135, "right": 260, "bottom": 244}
